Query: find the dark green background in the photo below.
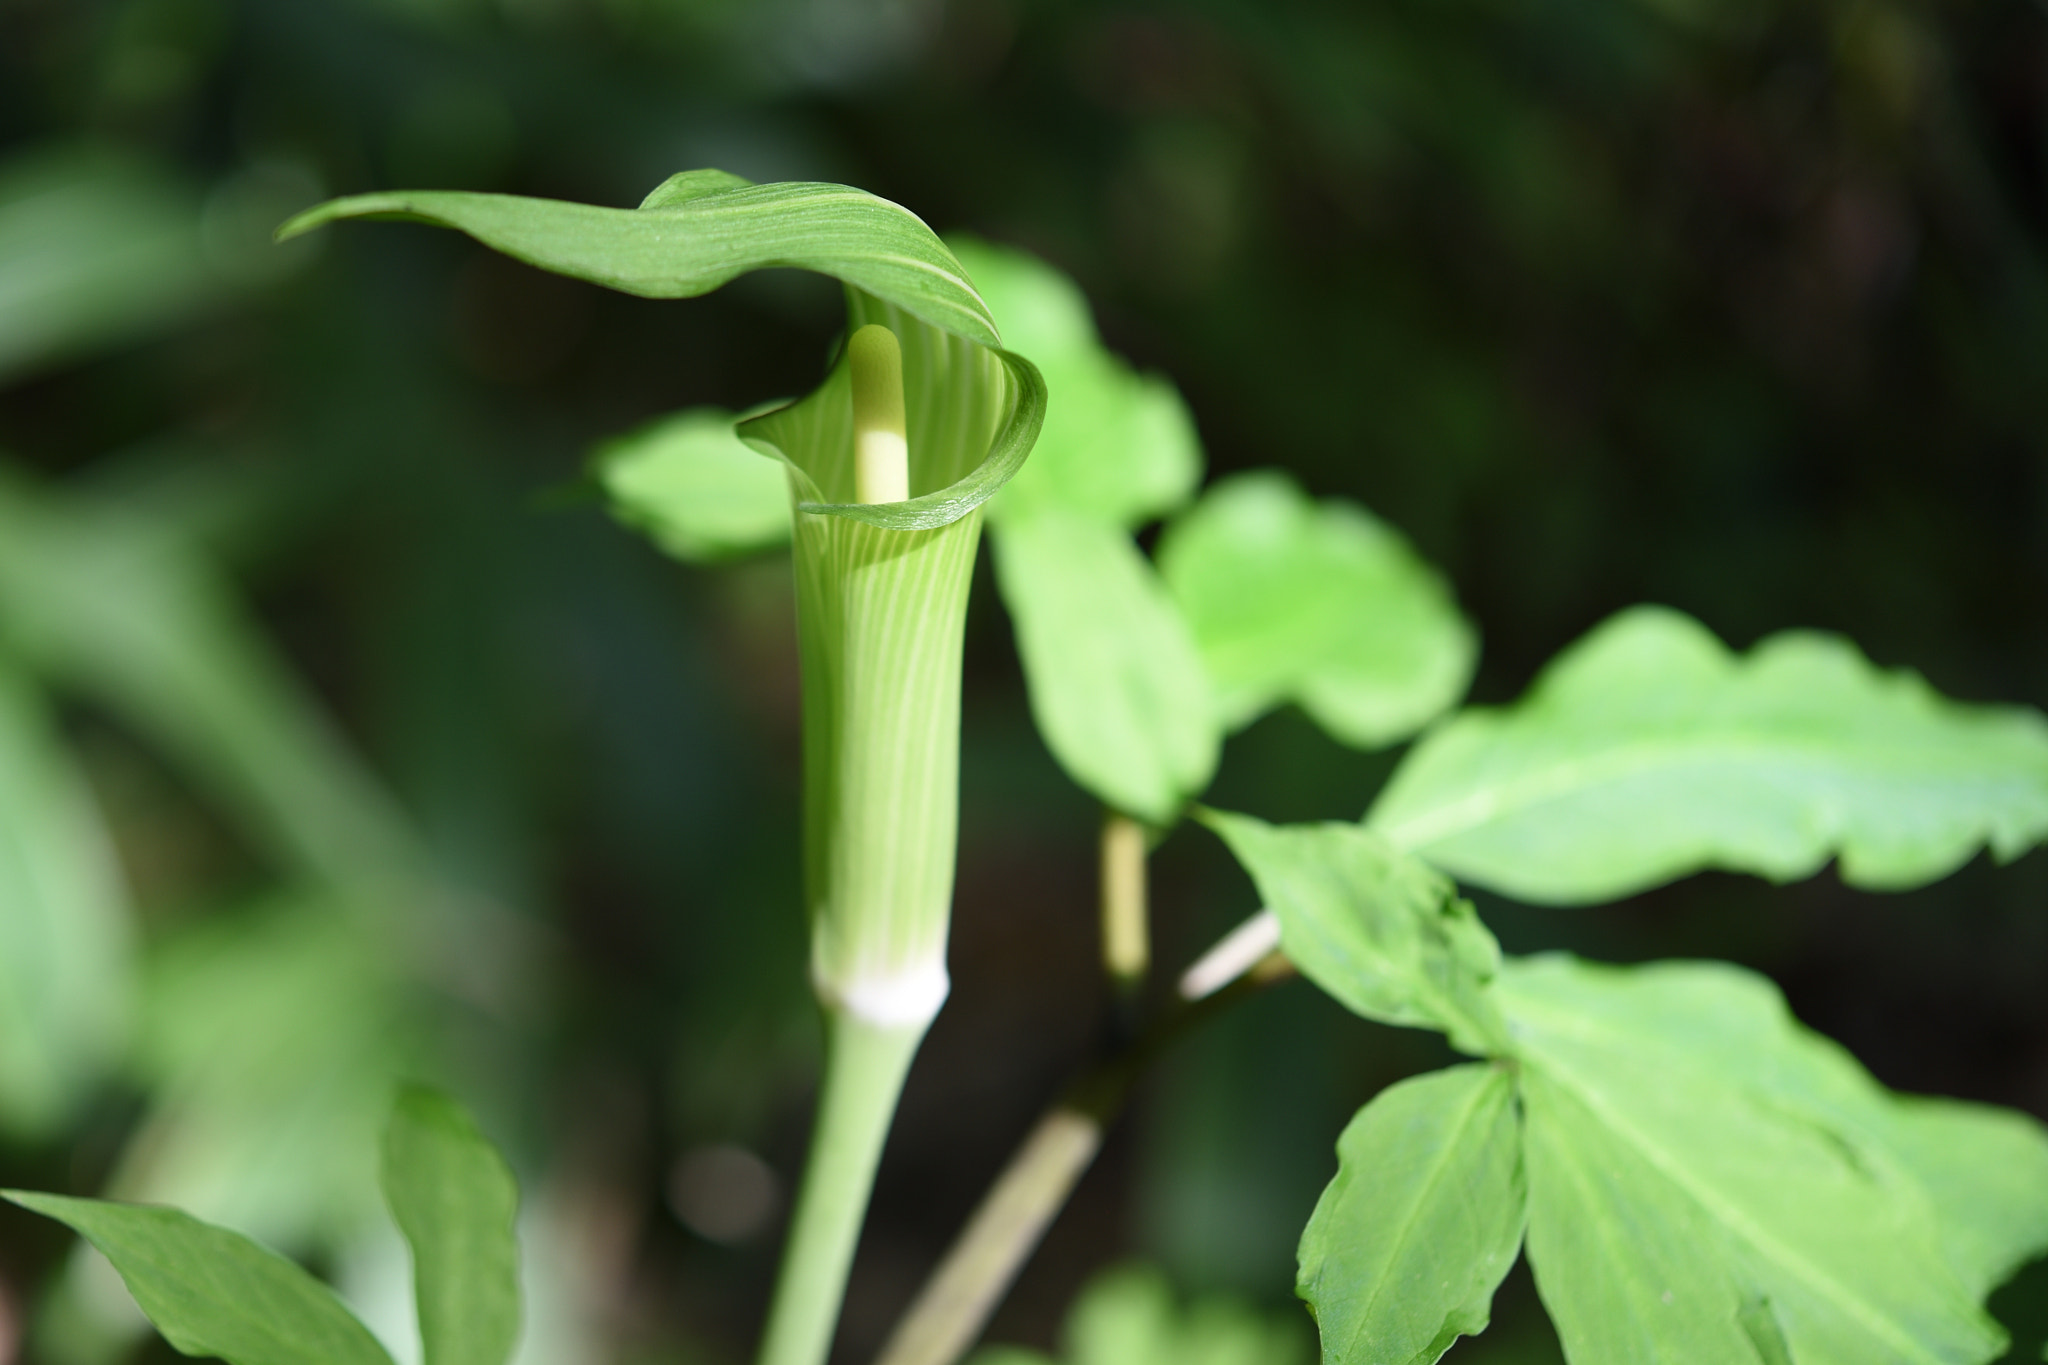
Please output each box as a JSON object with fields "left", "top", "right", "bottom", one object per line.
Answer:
{"left": 1, "top": 0, "right": 2045, "bottom": 1360}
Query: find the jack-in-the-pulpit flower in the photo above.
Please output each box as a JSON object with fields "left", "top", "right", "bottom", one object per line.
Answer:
{"left": 278, "top": 170, "right": 1045, "bottom": 1365}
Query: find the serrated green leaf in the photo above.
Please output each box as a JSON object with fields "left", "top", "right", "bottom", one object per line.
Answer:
{"left": 1198, "top": 811, "right": 1505, "bottom": 1053}
{"left": 1157, "top": 472, "right": 1475, "bottom": 748}
{"left": 280, "top": 175, "right": 1001, "bottom": 347}
{"left": 382, "top": 1087, "right": 522, "bottom": 1365}
{"left": 993, "top": 510, "right": 1218, "bottom": 823}
{"left": 948, "top": 235, "right": 1202, "bottom": 529}
{"left": 1369, "top": 605, "right": 2048, "bottom": 904}
{"left": 1505, "top": 955, "right": 2022, "bottom": 1365}
{"left": 1298, "top": 1064, "right": 1524, "bottom": 1365}
{"left": 0, "top": 656, "right": 131, "bottom": 1139}
{"left": 1, "top": 1191, "right": 396, "bottom": 1365}
{"left": 594, "top": 405, "right": 791, "bottom": 561}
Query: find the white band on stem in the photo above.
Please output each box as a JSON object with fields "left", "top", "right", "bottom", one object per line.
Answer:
{"left": 1178, "top": 908, "right": 1281, "bottom": 1001}
{"left": 822, "top": 959, "right": 952, "bottom": 1028}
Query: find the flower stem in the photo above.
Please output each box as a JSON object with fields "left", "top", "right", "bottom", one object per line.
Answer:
{"left": 757, "top": 1005, "right": 929, "bottom": 1365}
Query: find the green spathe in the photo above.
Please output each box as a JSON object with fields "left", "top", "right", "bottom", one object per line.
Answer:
{"left": 1369, "top": 605, "right": 2048, "bottom": 903}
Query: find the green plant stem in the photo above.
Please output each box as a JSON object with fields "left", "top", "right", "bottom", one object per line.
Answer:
{"left": 871, "top": 949, "right": 1296, "bottom": 1365}
{"left": 757, "top": 1006, "right": 930, "bottom": 1365}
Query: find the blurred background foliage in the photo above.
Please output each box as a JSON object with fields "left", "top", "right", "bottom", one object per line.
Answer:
{"left": 0, "top": 0, "right": 2045, "bottom": 1361}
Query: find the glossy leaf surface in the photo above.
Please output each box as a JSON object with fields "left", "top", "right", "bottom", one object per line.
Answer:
{"left": 1503, "top": 955, "right": 2041, "bottom": 1365}
{"left": 382, "top": 1087, "right": 522, "bottom": 1365}
{"left": 949, "top": 236, "right": 1202, "bottom": 529}
{"left": 595, "top": 405, "right": 791, "bottom": 561}
{"left": 1298, "top": 1064, "right": 1524, "bottom": 1365}
{"left": 1, "top": 1191, "right": 396, "bottom": 1365}
{"left": 1199, "top": 811, "right": 1504, "bottom": 1054}
{"left": 0, "top": 658, "right": 131, "bottom": 1139}
{"left": 1158, "top": 472, "right": 1474, "bottom": 747}
{"left": 994, "top": 510, "right": 1218, "bottom": 824}
{"left": 1370, "top": 606, "right": 2048, "bottom": 903}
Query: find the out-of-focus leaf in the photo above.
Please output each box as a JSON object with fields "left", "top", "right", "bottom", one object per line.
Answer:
{"left": 1157, "top": 472, "right": 1475, "bottom": 747}
{"left": 382, "top": 1087, "right": 522, "bottom": 1365}
{"left": 0, "top": 471, "right": 420, "bottom": 904}
{"left": 1369, "top": 605, "right": 2048, "bottom": 904}
{"left": 0, "top": 1192, "right": 396, "bottom": 1365}
{"left": 1198, "top": 811, "right": 1504, "bottom": 1054}
{"left": 595, "top": 406, "right": 791, "bottom": 561}
{"left": 993, "top": 510, "right": 1218, "bottom": 823}
{"left": 970, "top": 1263, "right": 1306, "bottom": 1365}
{"left": 1504, "top": 954, "right": 2029, "bottom": 1365}
{"left": 0, "top": 657, "right": 131, "bottom": 1139}
{"left": 1298, "top": 1064, "right": 1524, "bottom": 1365}
{"left": 949, "top": 235, "right": 1202, "bottom": 529}
{"left": 0, "top": 147, "right": 217, "bottom": 382}
{"left": 114, "top": 901, "right": 412, "bottom": 1251}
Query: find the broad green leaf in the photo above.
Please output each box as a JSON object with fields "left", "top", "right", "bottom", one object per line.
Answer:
{"left": 993, "top": 510, "right": 1219, "bottom": 823}
{"left": 1369, "top": 605, "right": 2048, "bottom": 904}
{"left": 948, "top": 235, "right": 1203, "bottom": 529}
{"left": 0, "top": 146, "right": 217, "bottom": 381}
{"left": 1198, "top": 811, "right": 1505, "bottom": 1054}
{"left": 0, "top": 470, "right": 421, "bottom": 905}
{"left": 0, "top": 656, "right": 132, "bottom": 1139}
{"left": 382, "top": 1088, "right": 522, "bottom": 1365}
{"left": 286, "top": 175, "right": 1047, "bottom": 534}
{"left": 1298, "top": 1064, "right": 1524, "bottom": 1365}
{"left": 594, "top": 405, "right": 791, "bottom": 561}
{"left": 0, "top": 1192, "right": 396, "bottom": 1365}
{"left": 1158, "top": 472, "right": 1475, "bottom": 747}
{"left": 1504, "top": 955, "right": 2026, "bottom": 1365}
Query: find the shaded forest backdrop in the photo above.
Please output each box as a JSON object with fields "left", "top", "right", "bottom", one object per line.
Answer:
{"left": 1, "top": 0, "right": 2046, "bottom": 1360}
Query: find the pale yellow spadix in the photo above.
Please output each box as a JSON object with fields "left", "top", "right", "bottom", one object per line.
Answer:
{"left": 849, "top": 324, "right": 910, "bottom": 504}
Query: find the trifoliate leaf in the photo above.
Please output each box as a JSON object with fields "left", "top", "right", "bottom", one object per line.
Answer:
{"left": 1504, "top": 955, "right": 2032, "bottom": 1365}
{"left": 1198, "top": 811, "right": 1505, "bottom": 1054}
{"left": 994, "top": 510, "right": 1218, "bottom": 824}
{"left": 1298, "top": 1064, "right": 1524, "bottom": 1365}
{"left": 1369, "top": 605, "right": 2048, "bottom": 904}
{"left": 594, "top": 406, "right": 791, "bottom": 561}
{"left": 1158, "top": 472, "right": 1474, "bottom": 748}
{"left": 0, "top": 1192, "right": 396, "bottom": 1365}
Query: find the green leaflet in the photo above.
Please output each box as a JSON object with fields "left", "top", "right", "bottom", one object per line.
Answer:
{"left": 1298, "top": 1065, "right": 1525, "bottom": 1365}
{"left": 948, "top": 235, "right": 1203, "bottom": 529}
{"left": 1157, "top": 472, "right": 1475, "bottom": 747}
{"left": 741, "top": 288, "right": 1038, "bottom": 1001}
{"left": 382, "top": 1088, "right": 523, "bottom": 1365}
{"left": 993, "top": 509, "right": 1219, "bottom": 824}
{"left": 1368, "top": 605, "right": 2048, "bottom": 904}
{"left": 1198, "top": 810, "right": 1505, "bottom": 1054}
{"left": 1502, "top": 955, "right": 2038, "bottom": 1365}
{"left": 0, "top": 655, "right": 131, "bottom": 1139}
{"left": 0, "top": 1192, "right": 396, "bottom": 1365}
{"left": 594, "top": 405, "right": 791, "bottom": 561}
